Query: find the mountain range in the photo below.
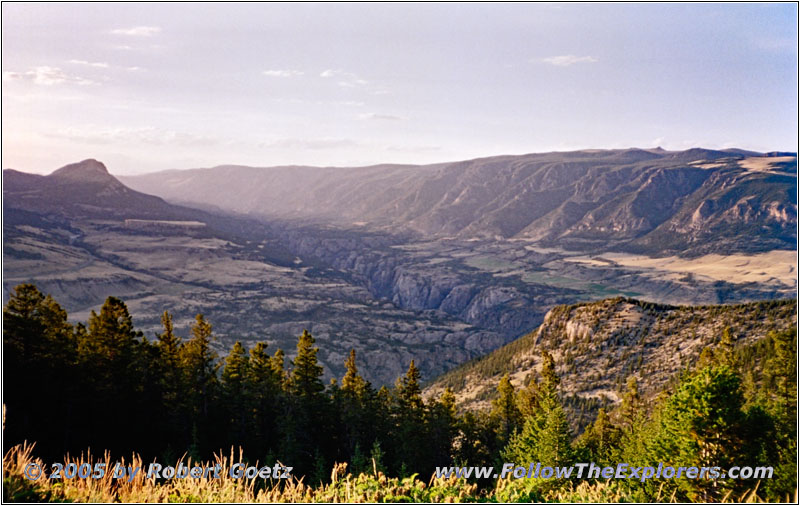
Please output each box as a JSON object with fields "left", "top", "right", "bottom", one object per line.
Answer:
{"left": 3, "top": 148, "right": 796, "bottom": 385}
{"left": 121, "top": 147, "right": 797, "bottom": 256}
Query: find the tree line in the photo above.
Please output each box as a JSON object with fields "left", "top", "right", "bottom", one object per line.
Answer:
{"left": 2, "top": 283, "right": 796, "bottom": 501}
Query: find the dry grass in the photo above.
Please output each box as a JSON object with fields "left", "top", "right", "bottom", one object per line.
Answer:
{"left": 565, "top": 251, "right": 796, "bottom": 287}
{"left": 2, "top": 444, "right": 478, "bottom": 503}
{"left": 738, "top": 156, "right": 796, "bottom": 174}
{"left": 3, "top": 443, "right": 784, "bottom": 503}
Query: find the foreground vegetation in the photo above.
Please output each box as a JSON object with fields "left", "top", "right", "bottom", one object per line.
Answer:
{"left": 3, "top": 284, "right": 796, "bottom": 502}
{"left": 1, "top": 444, "right": 785, "bottom": 503}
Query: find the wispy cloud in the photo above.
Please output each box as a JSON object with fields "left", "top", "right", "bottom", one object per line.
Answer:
{"left": 3, "top": 66, "right": 96, "bottom": 86}
{"left": 260, "top": 137, "right": 357, "bottom": 150}
{"left": 540, "top": 55, "right": 598, "bottom": 66}
{"left": 333, "top": 100, "right": 365, "bottom": 107}
{"left": 49, "top": 126, "right": 218, "bottom": 146}
{"left": 110, "top": 26, "right": 161, "bottom": 37}
{"left": 320, "top": 69, "right": 369, "bottom": 88}
{"left": 359, "top": 113, "right": 405, "bottom": 121}
{"left": 68, "top": 59, "right": 109, "bottom": 68}
{"left": 386, "top": 144, "right": 442, "bottom": 153}
{"left": 262, "top": 69, "right": 304, "bottom": 78}
{"left": 67, "top": 60, "right": 144, "bottom": 73}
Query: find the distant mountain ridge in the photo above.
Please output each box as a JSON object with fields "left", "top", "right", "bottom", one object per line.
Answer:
{"left": 119, "top": 148, "right": 797, "bottom": 256}
{"left": 3, "top": 158, "right": 198, "bottom": 221}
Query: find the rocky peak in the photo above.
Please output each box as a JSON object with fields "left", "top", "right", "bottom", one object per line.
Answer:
{"left": 50, "top": 159, "right": 115, "bottom": 183}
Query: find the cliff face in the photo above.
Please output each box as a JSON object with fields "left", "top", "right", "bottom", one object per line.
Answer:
{"left": 425, "top": 297, "right": 797, "bottom": 426}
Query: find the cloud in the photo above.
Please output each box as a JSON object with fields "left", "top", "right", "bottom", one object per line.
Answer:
{"left": 386, "top": 144, "right": 442, "bottom": 153}
{"left": 320, "top": 69, "right": 369, "bottom": 87}
{"left": 110, "top": 26, "right": 161, "bottom": 36}
{"left": 49, "top": 126, "right": 218, "bottom": 146}
{"left": 262, "top": 69, "right": 304, "bottom": 78}
{"left": 67, "top": 60, "right": 144, "bottom": 73}
{"left": 333, "top": 100, "right": 365, "bottom": 107}
{"left": 540, "top": 55, "right": 598, "bottom": 66}
{"left": 68, "top": 59, "right": 109, "bottom": 68}
{"left": 358, "top": 113, "right": 405, "bottom": 121}
{"left": 260, "top": 137, "right": 357, "bottom": 150}
{"left": 3, "top": 66, "right": 96, "bottom": 86}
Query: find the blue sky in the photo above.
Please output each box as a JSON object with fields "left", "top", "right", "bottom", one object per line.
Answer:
{"left": 2, "top": 3, "right": 797, "bottom": 174}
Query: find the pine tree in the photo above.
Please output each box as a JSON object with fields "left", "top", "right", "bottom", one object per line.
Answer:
{"left": 155, "top": 311, "right": 186, "bottom": 454}
{"left": 577, "top": 408, "right": 620, "bottom": 465}
{"left": 290, "top": 330, "right": 324, "bottom": 398}
{"left": 762, "top": 327, "right": 797, "bottom": 498}
{"left": 396, "top": 360, "right": 423, "bottom": 411}
{"left": 286, "top": 330, "right": 330, "bottom": 472}
{"left": 338, "top": 349, "right": 373, "bottom": 462}
{"left": 646, "top": 365, "right": 749, "bottom": 501}
{"left": 247, "top": 341, "right": 284, "bottom": 457}
{"left": 341, "top": 349, "right": 368, "bottom": 398}
{"left": 3, "top": 284, "right": 77, "bottom": 456}
{"left": 714, "top": 327, "right": 736, "bottom": 367}
{"left": 249, "top": 342, "right": 283, "bottom": 393}
{"left": 618, "top": 376, "right": 641, "bottom": 430}
{"left": 222, "top": 341, "right": 250, "bottom": 444}
{"left": 181, "top": 314, "right": 219, "bottom": 454}
{"left": 392, "top": 360, "right": 426, "bottom": 475}
{"left": 425, "top": 388, "right": 458, "bottom": 470}
{"left": 157, "top": 311, "right": 182, "bottom": 370}
{"left": 491, "top": 374, "right": 521, "bottom": 444}
{"left": 156, "top": 311, "right": 184, "bottom": 408}
{"left": 504, "top": 350, "right": 572, "bottom": 466}
{"left": 85, "top": 297, "right": 140, "bottom": 378}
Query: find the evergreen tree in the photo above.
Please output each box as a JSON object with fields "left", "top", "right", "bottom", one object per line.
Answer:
{"left": 247, "top": 341, "right": 284, "bottom": 457}
{"left": 181, "top": 314, "right": 219, "bottom": 455}
{"left": 338, "top": 349, "right": 374, "bottom": 463}
{"left": 392, "top": 360, "right": 426, "bottom": 474}
{"left": 84, "top": 297, "right": 140, "bottom": 380}
{"left": 341, "top": 349, "right": 368, "bottom": 398}
{"left": 644, "top": 365, "right": 756, "bottom": 501}
{"left": 286, "top": 330, "right": 330, "bottom": 474}
{"left": 290, "top": 330, "right": 324, "bottom": 398}
{"left": 576, "top": 408, "right": 620, "bottom": 465}
{"left": 618, "top": 376, "right": 641, "bottom": 431}
{"left": 396, "top": 360, "right": 423, "bottom": 411}
{"left": 504, "top": 350, "right": 572, "bottom": 466}
{"left": 491, "top": 373, "right": 521, "bottom": 445}
{"left": 714, "top": 327, "right": 736, "bottom": 367}
{"left": 157, "top": 311, "right": 182, "bottom": 370}
{"left": 222, "top": 341, "right": 250, "bottom": 445}
{"left": 762, "top": 327, "right": 797, "bottom": 498}
{"left": 3, "top": 284, "right": 76, "bottom": 456}
{"left": 426, "top": 388, "right": 458, "bottom": 471}
{"left": 154, "top": 311, "right": 187, "bottom": 458}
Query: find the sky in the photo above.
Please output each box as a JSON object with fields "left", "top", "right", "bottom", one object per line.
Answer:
{"left": 2, "top": 3, "right": 797, "bottom": 175}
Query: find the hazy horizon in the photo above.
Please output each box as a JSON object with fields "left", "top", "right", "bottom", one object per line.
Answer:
{"left": 3, "top": 3, "right": 797, "bottom": 175}
{"left": 5, "top": 145, "right": 798, "bottom": 178}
